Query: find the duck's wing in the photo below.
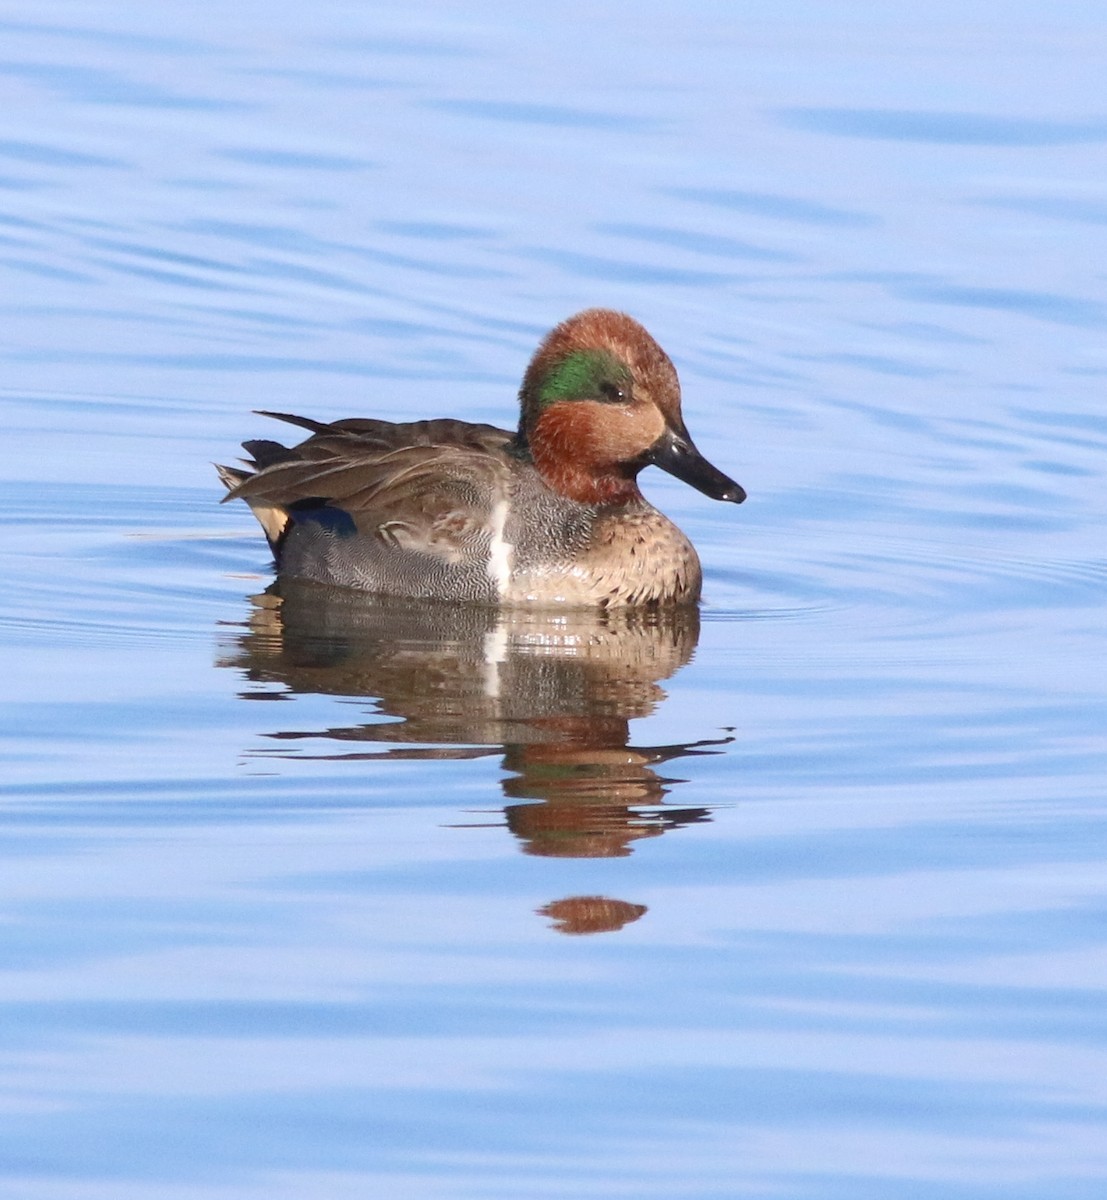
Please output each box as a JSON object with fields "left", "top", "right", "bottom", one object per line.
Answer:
{"left": 219, "top": 412, "right": 517, "bottom": 561}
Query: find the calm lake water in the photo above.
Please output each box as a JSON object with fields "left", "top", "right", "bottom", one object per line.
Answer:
{"left": 2, "top": 2, "right": 1106, "bottom": 1197}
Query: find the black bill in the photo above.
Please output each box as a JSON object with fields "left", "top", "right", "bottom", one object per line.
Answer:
{"left": 647, "top": 427, "right": 746, "bottom": 504}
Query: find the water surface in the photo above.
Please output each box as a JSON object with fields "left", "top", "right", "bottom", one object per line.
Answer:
{"left": 2, "top": 3, "right": 1106, "bottom": 1197}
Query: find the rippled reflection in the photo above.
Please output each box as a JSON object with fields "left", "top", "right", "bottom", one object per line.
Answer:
{"left": 218, "top": 581, "right": 731, "bottom": 931}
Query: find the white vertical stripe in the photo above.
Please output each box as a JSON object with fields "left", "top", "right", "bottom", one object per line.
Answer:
{"left": 486, "top": 499, "right": 513, "bottom": 599}
{"left": 481, "top": 619, "right": 509, "bottom": 699}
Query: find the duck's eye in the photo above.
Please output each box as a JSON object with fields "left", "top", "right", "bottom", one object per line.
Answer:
{"left": 598, "top": 380, "right": 628, "bottom": 403}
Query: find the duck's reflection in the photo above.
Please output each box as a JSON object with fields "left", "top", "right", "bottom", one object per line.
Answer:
{"left": 220, "top": 581, "right": 731, "bottom": 934}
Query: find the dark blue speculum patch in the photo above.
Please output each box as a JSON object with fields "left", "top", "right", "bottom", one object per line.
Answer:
{"left": 288, "top": 501, "right": 357, "bottom": 537}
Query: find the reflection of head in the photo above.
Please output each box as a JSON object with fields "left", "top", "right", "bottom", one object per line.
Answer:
{"left": 503, "top": 734, "right": 714, "bottom": 858}
{"left": 539, "top": 895, "right": 648, "bottom": 936}
{"left": 507, "top": 797, "right": 662, "bottom": 858}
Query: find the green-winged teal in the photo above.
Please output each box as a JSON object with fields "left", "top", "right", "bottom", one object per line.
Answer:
{"left": 218, "top": 308, "right": 745, "bottom": 607}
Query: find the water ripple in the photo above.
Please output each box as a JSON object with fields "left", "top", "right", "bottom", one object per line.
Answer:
{"left": 216, "top": 149, "right": 377, "bottom": 172}
{"left": 524, "top": 246, "right": 746, "bottom": 286}
{"left": 0, "top": 138, "right": 124, "bottom": 169}
{"left": 978, "top": 196, "right": 1107, "bottom": 226}
{"left": 668, "top": 186, "right": 879, "bottom": 228}
{"left": 0, "top": 60, "right": 252, "bottom": 110}
{"left": 777, "top": 107, "right": 1107, "bottom": 146}
{"left": 424, "top": 98, "right": 662, "bottom": 132}
{"left": 892, "top": 282, "right": 1107, "bottom": 329}
{"left": 596, "top": 221, "right": 799, "bottom": 263}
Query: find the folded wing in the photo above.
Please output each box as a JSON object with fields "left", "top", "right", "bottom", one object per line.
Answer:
{"left": 218, "top": 411, "right": 515, "bottom": 564}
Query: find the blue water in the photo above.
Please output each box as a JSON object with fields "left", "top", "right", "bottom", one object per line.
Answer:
{"left": 2, "top": 3, "right": 1106, "bottom": 1197}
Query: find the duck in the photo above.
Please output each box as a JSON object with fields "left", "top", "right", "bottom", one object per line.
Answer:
{"left": 217, "top": 308, "right": 745, "bottom": 608}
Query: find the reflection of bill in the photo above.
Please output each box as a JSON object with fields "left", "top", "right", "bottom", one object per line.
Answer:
{"left": 219, "top": 582, "right": 734, "bottom": 931}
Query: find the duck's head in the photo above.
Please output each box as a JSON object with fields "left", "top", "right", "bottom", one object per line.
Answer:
{"left": 517, "top": 308, "right": 746, "bottom": 508}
